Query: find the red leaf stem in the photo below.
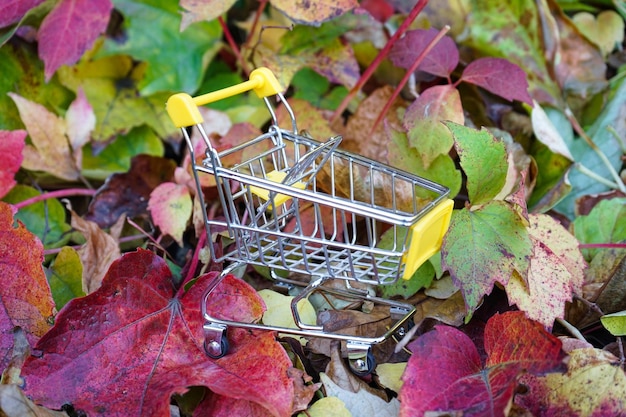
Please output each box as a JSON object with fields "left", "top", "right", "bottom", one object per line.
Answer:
{"left": 13, "top": 188, "right": 96, "bottom": 210}
{"left": 372, "top": 25, "right": 450, "bottom": 131}
{"left": 329, "top": 0, "right": 430, "bottom": 124}
{"left": 218, "top": 16, "right": 250, "bottom": 76}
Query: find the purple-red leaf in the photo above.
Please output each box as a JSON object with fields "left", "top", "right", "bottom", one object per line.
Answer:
{"left": 399, "top": 312, "right": 562, "bottom": 417}
{"left": 389, "top": 28, "right": 459, "bottom": 78}
{"left": 460, "top": 57, "right": 533, "bottom": 105}
{"left": 0, "top": 0, "right": 45, "bottom": 28}
{"left": 0, "top": 130, "right": 26, "bottom": 199}
{"left": 0, "top": 202, "right": 54, "bottom": 371}
{"left": 38, "top": 0, "right": 113, "bottom": 80}
{"left": 21, "top": 249, "right": 302, "bottom": 417}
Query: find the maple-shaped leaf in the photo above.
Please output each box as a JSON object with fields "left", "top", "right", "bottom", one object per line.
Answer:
{"left": 271, "top": 0, "right": 358, "bottom": 25}
{"left": 148, "top": 180, "right": 192, "bottom": 245}
{"left": 516, "top": 347, "right": 626, "bottom": 415}
{"left": 446, "top": 122, "right": 509, "bottom": 207}
{"left": 38, "top": 0, "right": 113, "bottom": 81}
{"left": 403, "top": 85, "right": 464, "bottom": 168}
{"left": 399, "top": 311, "right": 563, "bottom": 417}
{"left": 459, "top": 57, "right": 533, "bottom": 105}
{"left": 8, "top": 93, "right": 79, "bottom": 181}
{"left": 0, "top": 0, "right": 45, "bottom": 28}
{"left": 0, "top": 130, "right": 26, "bottom": 199}
{"left": 0, "top": 202, "right": 54, "bottom": 371}
{"left": 442, "top": 201, "right": 532, "bottom": 313}
{"left": 389, "top": 28, "right": 459, "bottom": 79}
{"left": 22, "top": 249, "right": 302, "bottom": 417}
{"left": 505, "top": 214, "right": 585, "bottom": 328}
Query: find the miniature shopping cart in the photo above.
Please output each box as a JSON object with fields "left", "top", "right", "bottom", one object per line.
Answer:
{"left": 166, "top": 68, "right": 453, "bottom": 375}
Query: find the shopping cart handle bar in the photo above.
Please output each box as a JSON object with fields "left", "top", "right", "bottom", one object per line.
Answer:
{"left": 166, "top": 67, "right": 283, "bottom": 128}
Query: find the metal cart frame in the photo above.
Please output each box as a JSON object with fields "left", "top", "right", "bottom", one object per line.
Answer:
{"left": 166, "top": 68, "right": 453, "bottom": 374}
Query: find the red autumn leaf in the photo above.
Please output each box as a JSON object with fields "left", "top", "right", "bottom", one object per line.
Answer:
{"left": 0, "top": 130, "right": 26, "bottom": 199}
{"left": 0, "top": 202, "right": 55, "bottom": 371}
{"left": 399, "top": 311, "right": 562, "bottom": 417}
{"left": 21, "top": 249, "right": 304, "bottom": 417}
{"left": 388, "top": 28, "right": 459, "bottom": 78}
{"left": 0, "top": 0, "right": 45, "bottom": 28}
{"left": 37, "top": 0, "right": 113, "bottom": 80}
{"left": 459, "top": 57, "right": 533, "bottom": 105}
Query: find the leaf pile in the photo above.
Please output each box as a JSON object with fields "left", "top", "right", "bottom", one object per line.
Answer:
{"left": 1, "top": 0, "right": 626, "bottom": 416}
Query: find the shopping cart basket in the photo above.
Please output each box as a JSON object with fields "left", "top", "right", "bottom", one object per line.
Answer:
{"left": 166, "top": 67, "right": 454, "bottom": 375}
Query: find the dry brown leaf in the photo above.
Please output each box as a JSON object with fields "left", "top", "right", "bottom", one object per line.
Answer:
{"left": 68, "top": 206, "right": 123, "bottom": 293}
{"left": 0, "top": 384, "right": 68, "bottom": 417}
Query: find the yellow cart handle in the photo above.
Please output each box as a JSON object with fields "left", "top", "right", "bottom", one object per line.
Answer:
{"left": 166, "top": 67, "right": 283, "bottom": 128}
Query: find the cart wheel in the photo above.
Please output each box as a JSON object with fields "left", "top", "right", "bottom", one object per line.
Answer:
{"left": 349, "top": 349, "right": 376, "bottom": 377}
{"left": 395, "top": 317, "right": 415, "bottom": 339}
{"left": 204, "top": 336, "right": 229, "bottom": 359}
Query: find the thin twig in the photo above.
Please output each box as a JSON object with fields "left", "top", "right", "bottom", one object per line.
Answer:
{"left": 14, "top": 188, "right": 96, "bottom": 210}
{"left": 245, "top": 0, "right": 269, "bottom": 49}
{"left": 579, "top": 243, "right": 626, "bottom": 249}
{"left": 566, "top": 108, "right": 626, "bottom": 193}
{"left": 556, "top": 318, "right": 588, "bottom": 343}
{"left": 218, "top": 16, "right": 250, "bottom": 75}
{"left": 371, "top": 25, "right": 450, "bottom": 131}
{"left": 607, "top": 125, "right": 626, "bottom": 153}
{"left": 330, "top": 0, "right": 430, "bottom": 124}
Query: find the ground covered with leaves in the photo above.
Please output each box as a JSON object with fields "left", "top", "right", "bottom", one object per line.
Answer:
{"left": 1, "top": 0, "right": 626, "bottom": 416}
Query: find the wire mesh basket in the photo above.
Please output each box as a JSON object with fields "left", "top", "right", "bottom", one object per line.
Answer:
{"left": 166, "top": 67, "right": 453, "bottom": 374}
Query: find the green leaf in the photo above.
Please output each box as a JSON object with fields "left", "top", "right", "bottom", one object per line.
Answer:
{"left": 404, "top": 85, "right": 464, "bottom": 168}
{"left": 100, "top": 0, "right": 222, "bottom": 95}
{"left": 442, "top": 201, "right": 532, "bottom": 313}
{"left": 82, "top": 125, "right": 164, "bottom": 180}
{"left": 379, "top": 260, "right": 435, "bottom": 299}
{"left": 280, "top": 14, "right": 362, "bottom": 55}
{"left": 555, "top": 78, "right": 626, "bottom": 219}
{"left": 0, "top": 40, "right": 73, "bottom": 131}
{"left": 601, "top": 311, "right": 626, "bottom": 336}
{"left": 572, "top": 198, "right": 626, "bottom": 260}
{"left": 446, "top": 122, "right": 508, "bottom": 206}
{"left": 387, "top": 127, "right": 461, "bottom": 199}
{"left": 46, "top": 246, "right": 86, "bottom": 310}
{"left": 2, "top": 185, "right": 71, "bottom": 249}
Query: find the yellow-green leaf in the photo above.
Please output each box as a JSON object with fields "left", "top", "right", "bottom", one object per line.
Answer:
{"left": 601, "top": 311, "right": 626, "bottom": 336}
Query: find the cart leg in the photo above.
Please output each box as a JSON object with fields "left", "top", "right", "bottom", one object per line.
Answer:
{"left": 346, "top": 341, "right": 376, "bottom": 376}
{"left": 290, "top": 275, "right": 327, "bottom": 331}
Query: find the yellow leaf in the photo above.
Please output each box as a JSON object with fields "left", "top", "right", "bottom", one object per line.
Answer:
{"left": 298, "top": 397, "right": 352, "bottom": 417}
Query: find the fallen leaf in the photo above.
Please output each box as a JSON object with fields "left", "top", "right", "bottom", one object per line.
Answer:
{"left": 86, "top": 155, "right": 176, "bottom": 228}
{"left": 376, "top": 362, "right": 406, "bottom": 393}
{"left": 441, "top": 201, "right": 532, "bottom": 313}
{"left": 258, "top": 289, "right": 317, "bottom": 330}
{"left": 21, "top": 249, "right": 302, "bottom": 417}
{"left": 65, "top": 87, "right": 95, "bottom": 169}
{"left": 447, "top": 122, "right": 509, "bottom": 206}
{"left": 148, "top": 182, "right": 192, "bottom": 245}
{"left": 388, "top": 28, "right": 459, "bottom": 78}
{"left": 399, "top": 312, "right": 562, "bottom": 417}
{"left": 600, "top": 311, "right": 626, "bottom": 336}
{"left": 271, "top": 0, "right": 358, "bottom": 25}
{"left": 516, "top": 348, "right": 626, "bottom": 416}
{"left": 37, "top": 0, "right": 113, "bottom": 80}
{"left": 68, "top": 206, "right": 122, "bottom": 294}
{"left": 0, "top": 0, "right": 46, "bottom": 28}
{"left": 0, "top": 202, "right": 54, "bottom": 372}
{"left": 180, "top": 0, "right": 237, "bottom": 29}
{"left": 573, "top": 10, "right": 624, "bottom": 57}
{"left": 0, "top": 385, "right": 68, "bottom": 417}
{"left": 8, "top": 93, "right": 79, "bottom": 181}
{"left": 403, "top": 85, "right": 463, "bottom": 169}
{"left": 45, "top": 246, "right": 85, "bottom": 310}
{"left": 572, "top": 197, "right": 626, "bottom": 261}
{"left": 298, "top": 396, "right": 351, "bottom": 417}
{"left": 0, "top": 130, "right": 26, "bottom": 199}
{"left": 530, "top": 101, "right": 574, "bottom": 161}
{"left": 321, "top": 373, "right": 399, "bottom": 417}
{"left": 459, "top": 57, "right": 533, "bottom": 105}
